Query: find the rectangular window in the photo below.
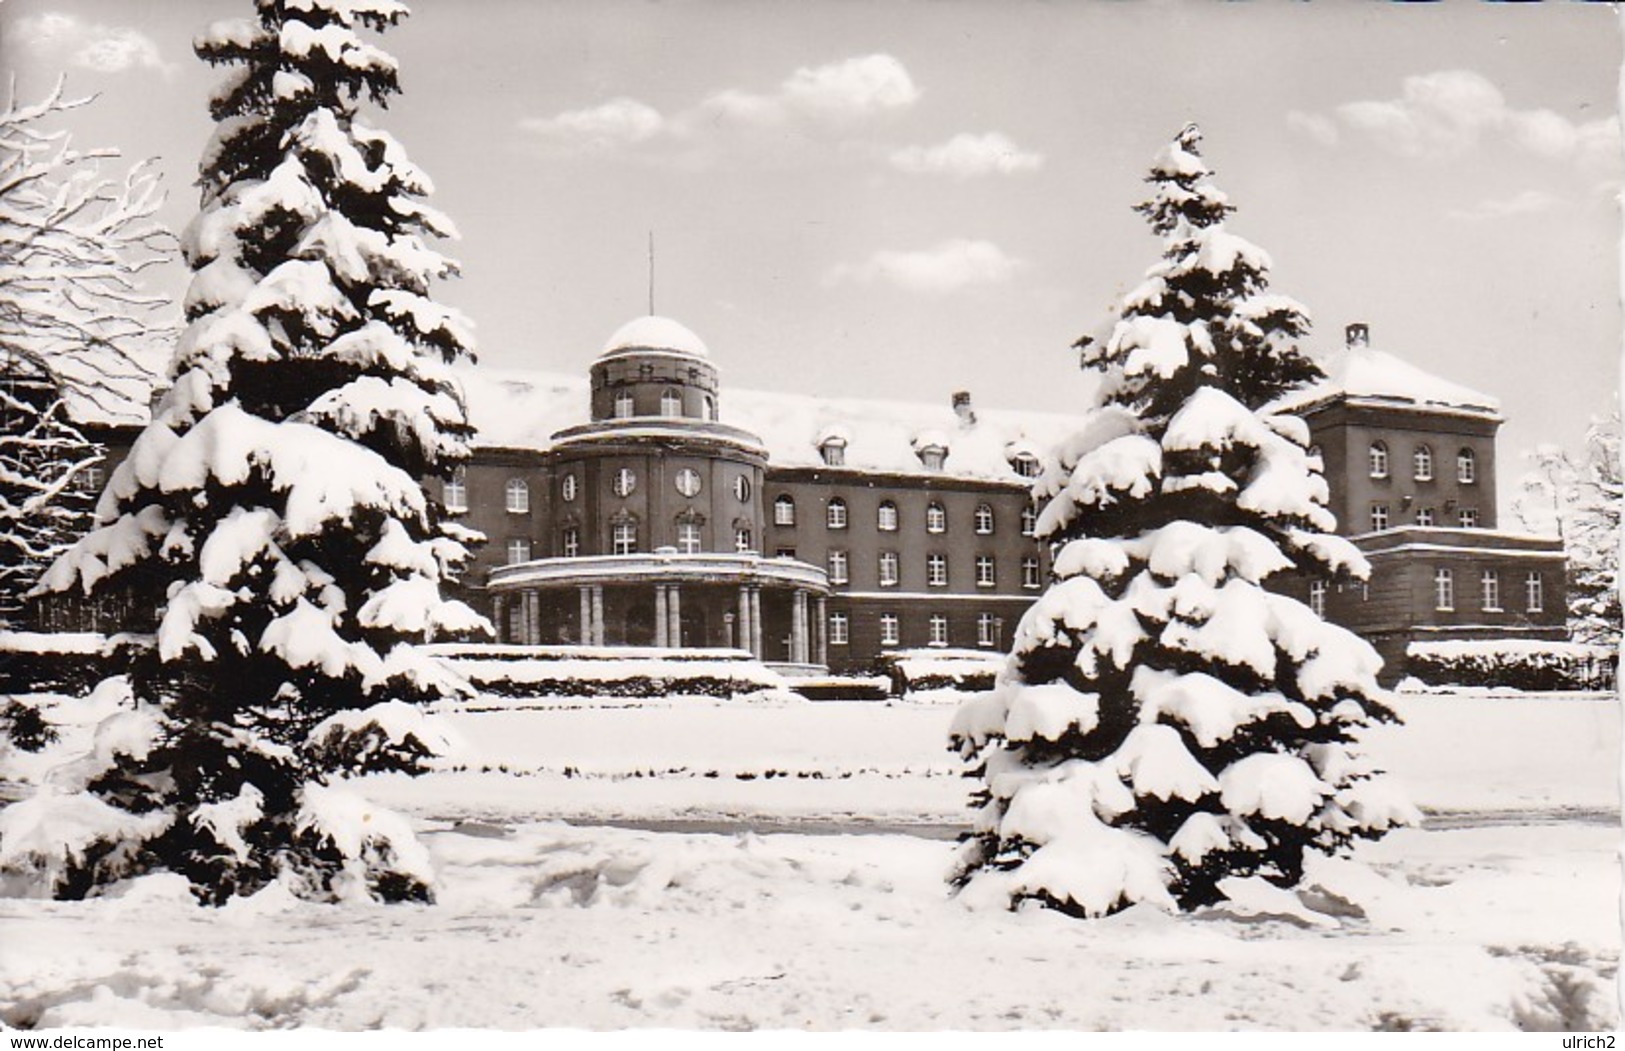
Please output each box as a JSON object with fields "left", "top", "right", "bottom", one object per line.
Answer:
{"left": 1416, "top": 507, "right": 1434, "bottom": 527}
{"left": 775, "top": 547, "right": 796, "bottom": 559}
{"left": 1458, "top": 508, "right": 1479, "bottom": 528}
{"left": 1481, "top": 569, "right": 1501, "bottom": 612}
{"left": 734, "top": 527, "right": 753, "bottom": 553}
{"left": 1021, "top": 506, "right": 1037, "bottom": 537}
{"left": 879, "top": 612, "right": 899, "bottom": 646}
{"left": 974, "top": 505, "right": 994, "bottom": 534}
{"left": 677, "top": 521, "right": 701, "bottom": 554}
{"left": 1021, "top": 556, "right": 1041, "bottom": 589}
{"left": 929, "top": 614, "right": 949, "bottom": 646}
{"left": 976, "top": 612, "right": 997, "bottom": 647}
{"left": 562, "top": 527, "right": 580, "bottom": 558}
{"left": 1309, "top": 578, "right": 1327, "bottom": 618}
{"left": 879, "top": 551, "right": 899, "bottom": 587}
{"left": 976, "top": 555, "right": 996, "bottom": 587}
{"left": 444, "top": 468, "right": 468, "bottom": 513}
{"left": 927, "top": 553, "right": 948, "bottom": 587}
{"left": 1526, "top": 572, "right": 1544, "bottom": 612}
{"left": 612, "top": 521, "right": 636, "bottom": 556}
{"left": 828, "top": 612, "right": 849, "bottom": 646}
{"left": 1370, "top": 504, "right": 1389, "bottom": 531}
{"left": 827, "top": 549, "right": 848, "bottom": 585}
{"left": 1434, "top": 567, "right": 1454, "bottom": 611}
{"left": 506, "top": 538, "right": 531, "bottom": 564}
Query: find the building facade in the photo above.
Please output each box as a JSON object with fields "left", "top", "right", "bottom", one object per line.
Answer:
{"left": 1271, "top": 324, "right": 1567, "bottom": 676}
{"left": 43, "top": 317, "right": 1568, "bottom": 682}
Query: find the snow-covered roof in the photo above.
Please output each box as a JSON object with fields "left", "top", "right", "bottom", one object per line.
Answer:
{"left": 457, "top": 365, "right": 1085, "bottom": 484}
{"left": 1270, "top": 343, "right": 1501, "bottom": 420}
{"left": 600, "top": 315, "right": 709, "bottom": 359}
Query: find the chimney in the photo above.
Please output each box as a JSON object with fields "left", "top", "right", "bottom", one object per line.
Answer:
{"left": 952, "top": 390, "right": 976, "bottom": 427}
{"left": 1345, "top": 323, "right": 1370, "bottom": 350}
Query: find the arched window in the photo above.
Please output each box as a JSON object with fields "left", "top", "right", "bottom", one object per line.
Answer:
{"left": 1414, "top": 445, "right": 1433, "bottom": 481}
{"left": 925, "top": 502, "right": 947, "bottom": 533}
{"left": 702, "top": 393, "right": 717, "bottom": 421}
{"left": 613, "top": 391, "right": 635, "bottom": 418}
{"left": 443, "top": 466, "right": 468, "bottom": 512}
{"left": 974, "top": 503, "right": 994, "bottom": 534}
{"left": 505, "top": 478, "right": 530, "bottom": 513}
{"left": 1457, "top": 448, "right": 1476, "bottom": 484}
{"left": 660, "top": 388, "right": 682, "bottom": 417}
{"left": 877, "top": 500, "right": 898, "bottom": 531}
{"left": 1369, "top": 441, "right": 1389, "bottom": 479}
{"left": 827, "top": 497, "right": 847, "bottom": 529}
{"left": 774, "top": 495, "right": 795, "bottom": 526}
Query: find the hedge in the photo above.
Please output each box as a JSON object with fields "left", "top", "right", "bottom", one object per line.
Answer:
{"left": 1405, "top": 639, "right": 1617, "bottom": 692}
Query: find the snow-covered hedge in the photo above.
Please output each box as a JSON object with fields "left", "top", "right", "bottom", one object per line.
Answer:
{"left": 785, "top": 676, "right": 891, "bottom": 702}
{"left": 876, "top": 648, "right": 1003, "bottom": 697}
{"left": 426, "top": 644, "right": 793, "bottom": 701}
{"left": 1405, "top": 640, "right": 1617, "bottom": 692}
{"left": 0, "top": 632, "right": 149, "bottom": 694}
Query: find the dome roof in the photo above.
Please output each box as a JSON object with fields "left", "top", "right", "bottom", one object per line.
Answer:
{"left": 600, "top": 315, "right": 709, "bottom": 359}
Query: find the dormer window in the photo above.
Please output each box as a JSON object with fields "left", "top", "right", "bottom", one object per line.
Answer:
{"left": 660, "top": 388, "right": 682, "bottom": 417}
{"left": 820, "top": 439, "right": 846, "bottom": 467}
{"left": 920, "top": 448, "right": 946, "bottom": 472}
{"left": 613, "top": 391, "right": 635, "bottom": 418}
{"left": 1011, "top": 453, "right": 1040, "bottom": 479}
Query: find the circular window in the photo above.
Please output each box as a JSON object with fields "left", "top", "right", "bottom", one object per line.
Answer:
{"left": 675, "top": 468, "right": 702, "bottom": 498}
{"left": 561, "top": 474, "right": 578, "bottom": 502}
{"left": 613, "top": 467, "right": 637, "bottom": 497}
{"left": 733, "top": 475, "right": 751, "bottom": 502}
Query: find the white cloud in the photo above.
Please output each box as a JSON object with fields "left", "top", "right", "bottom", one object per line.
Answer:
{"left": 1290, "top": 69, "right": 1621, "bottom": 178}
{"left": 1285, "top": 110, "right": 1338, "bottom": 148}
{"left": 888, "top": 132, "right": 1043, "bottom": 178}
{"left": 519, "top": 53, "right": 919, "bottom": 157}
{"left": 13, "top": 13, "right": 176, "bottom": 78}
{"left": 518, "top": 98, "right": 666, "bottom": 152}
{"left": 825, "top": 239, "right": 1023, "bottom": 295}
{"left": 1446, "top": 189, "right": 1564, "bottom": 223}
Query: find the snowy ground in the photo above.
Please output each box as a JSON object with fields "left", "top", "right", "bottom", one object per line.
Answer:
{"left": 0, "top": 688, "right": 1619, "bottom": 1031}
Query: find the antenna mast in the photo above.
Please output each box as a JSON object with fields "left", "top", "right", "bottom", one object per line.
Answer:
{"left": 647, "top": 231, "right": 655, "bottom": 316}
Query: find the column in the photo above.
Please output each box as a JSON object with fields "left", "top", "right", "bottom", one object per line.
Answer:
{"left": 790, "top": 590, "right": 807, "bottom": 664}
{"left": 655, "top": 586, "right": 669, "bottom": 648}
{"left": 524, "top": 589, "right": 540, "bottom": 646}
{"left": 749, "top": 587, "right": 764, "bottom": 659}
{"left": 667, "top": 586, "right": 682, "bottom": 647}
{"left": 815, "top": 596, "right": 828, "bottom": 667}
{"left": 591, "top": 585, "right": 605, "bottom": 646}
{"left": 738, "top": 587, "right": 751, "bottom": 654}
{"left": 578, "top": 586, "right": 591, "bottom": 646}
{"left": 492, "top": 595, "right": 506, "bottom": 643}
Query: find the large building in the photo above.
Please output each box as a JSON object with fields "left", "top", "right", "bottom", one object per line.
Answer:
{"left": 36, "top": 316, "right": 1567, "bottom": 682}
{"left": 449, "top": 316, "right": 1079, "bottom": 673}
{"left": 1270, "top": 324, "right": 1567, "bottom": 674}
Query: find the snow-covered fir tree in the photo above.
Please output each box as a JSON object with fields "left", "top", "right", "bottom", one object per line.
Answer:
{"left": 10, "top": 0, "right": 488, "bottom": 904}
{"left": 950, "top": 124, "right": 1416, "bottom": 917}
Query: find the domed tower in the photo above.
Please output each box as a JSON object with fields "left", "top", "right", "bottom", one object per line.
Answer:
{"left": 590, "top": 316, "right": 721, "bottom": 423}
{"left": 488, "top": 316, "right": 830, "bottom": 666}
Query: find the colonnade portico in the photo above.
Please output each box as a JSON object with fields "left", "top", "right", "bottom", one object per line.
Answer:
{"left": 489, "top": 552, "right": 831, "bottom": 671}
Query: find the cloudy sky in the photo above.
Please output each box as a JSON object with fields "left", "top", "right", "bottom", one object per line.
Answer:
{"left": 3, "top": 1, "right": 1619, "bottom": 520}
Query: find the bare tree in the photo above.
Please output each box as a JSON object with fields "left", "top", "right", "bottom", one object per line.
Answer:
{"left": 0, "top": 77, "right": 174, "bottom": 624}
